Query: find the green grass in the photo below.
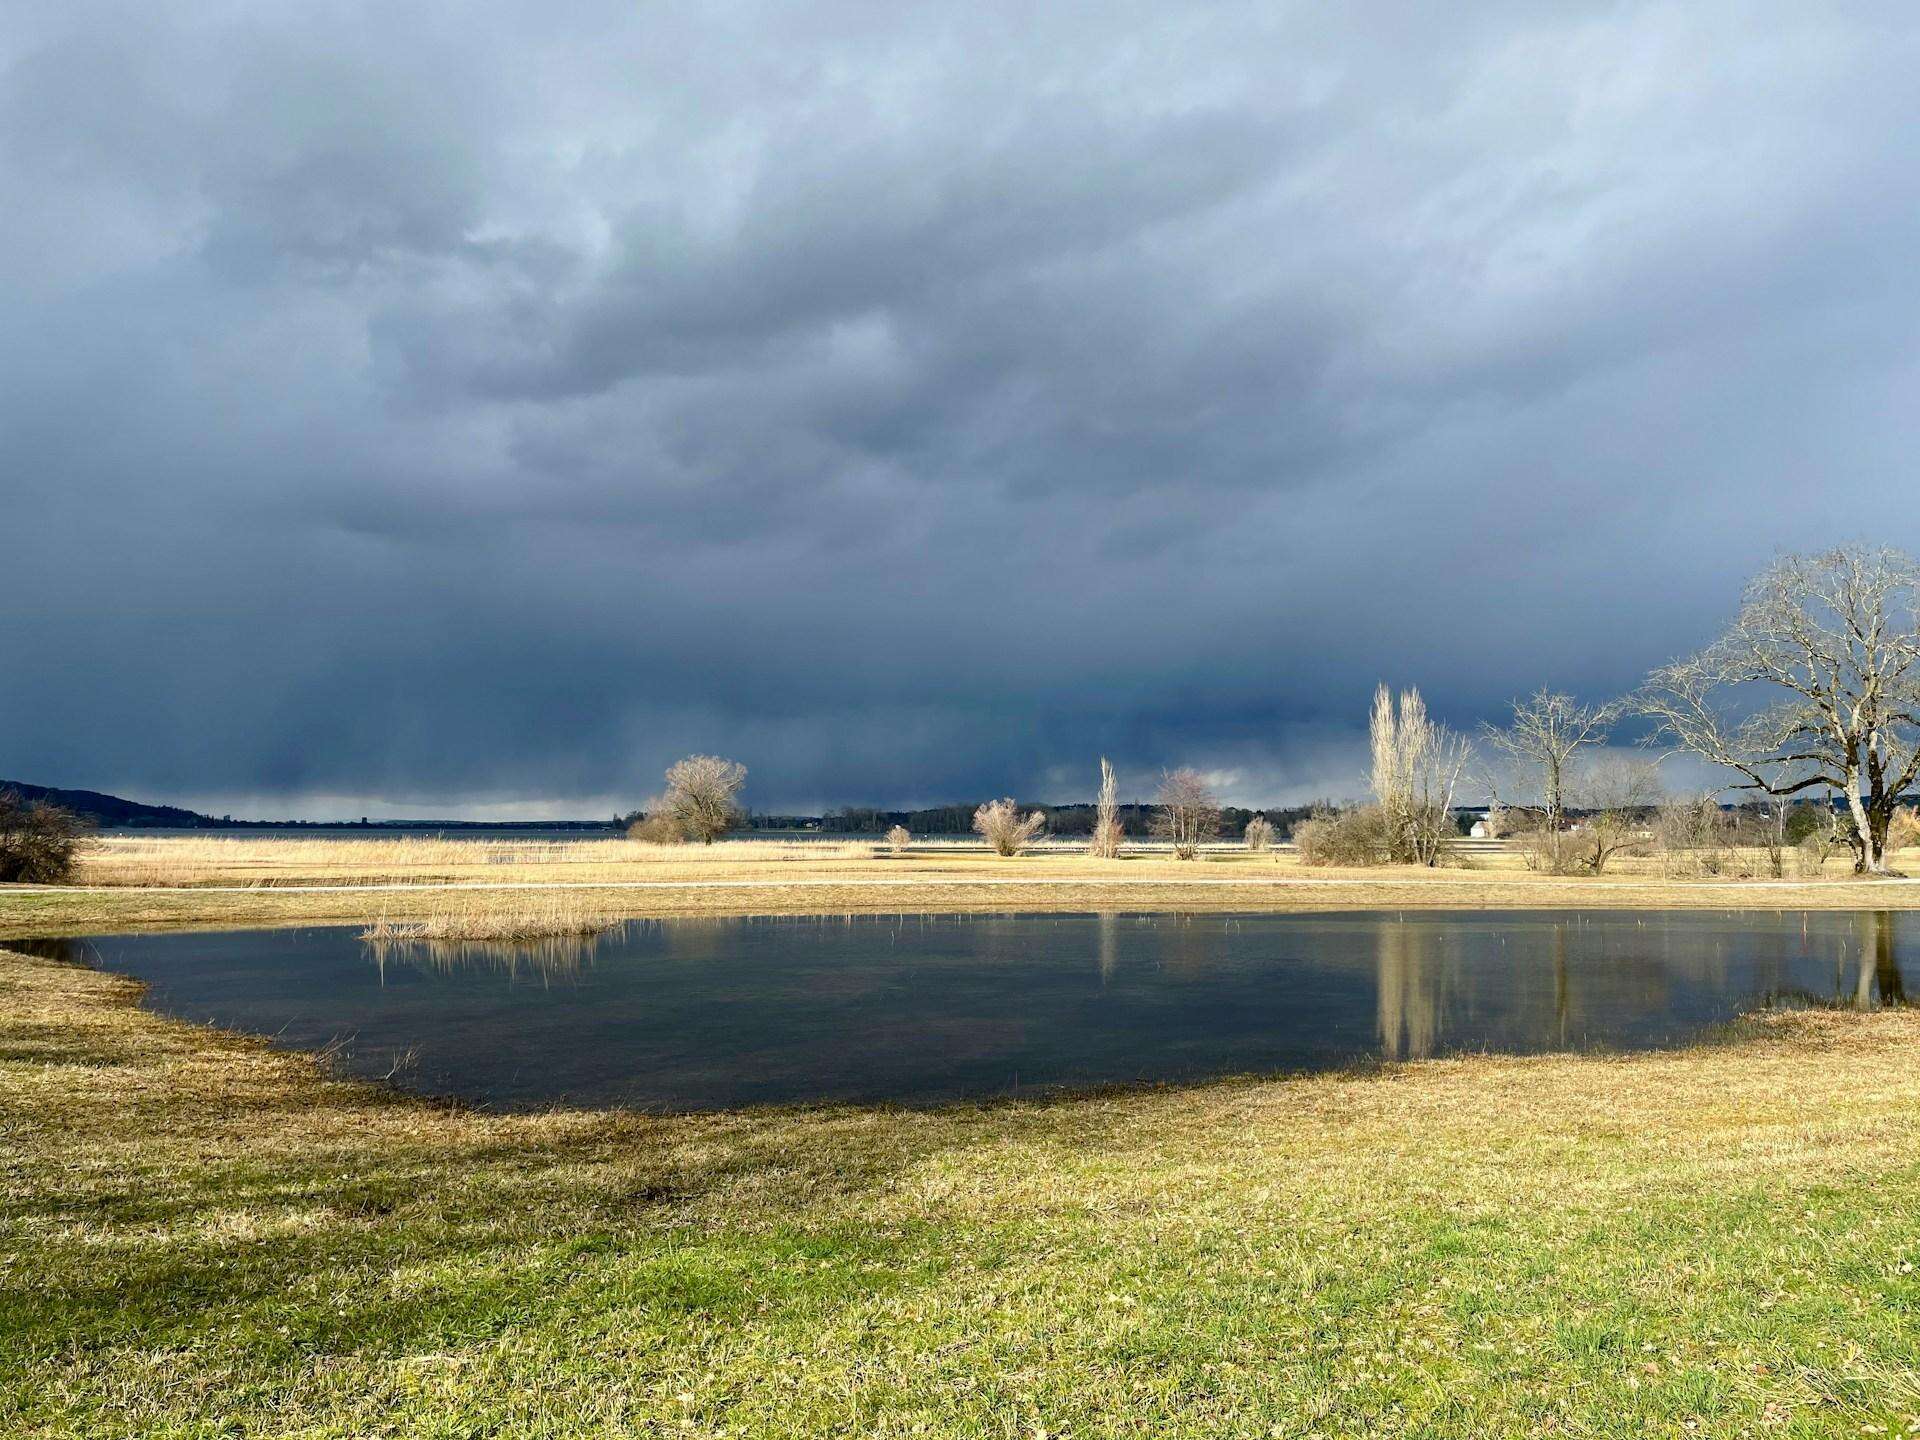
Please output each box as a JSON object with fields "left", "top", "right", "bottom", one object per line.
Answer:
{"left": 4, "top": 945, "right": 1920, "bottom": 1436}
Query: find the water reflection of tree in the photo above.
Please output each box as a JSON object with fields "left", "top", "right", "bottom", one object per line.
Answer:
{"left": 1376, "top": 920, "right": 1443, "bottom": 1060}
{"left": 363, "top": 929, "right": 613, "bottom": 983}
{"left": 1852, "top": 911, "right": 1907, "bottom": 1008}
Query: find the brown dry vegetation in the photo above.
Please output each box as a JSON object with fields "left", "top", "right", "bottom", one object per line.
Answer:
{"left": 359, "top": 893, "right": 620, "bottom": 942}
{"left": 5, "top": 834, "right": 1920, "bottom": 939}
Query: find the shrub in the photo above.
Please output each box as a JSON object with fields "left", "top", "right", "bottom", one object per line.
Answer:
{"left": 973, "top": 798, "right": 1046, "bottom": 856}
{"left": 886, "top": 825, "right": 911, "bottom": 855}
{"left": 1292, "top": 806, "right": 1387, "bottom": 867}
{"left": 1890, "top": 806, "right": 1920, "bottom": 852}
{"left": 627, "top": 797, "right": 685, "bottom": 845}
{"left": 1795, "top": 830, "right": 1833, "bottom": 879}
{"left": 1655, "top": 794, "right": 1732, "bottom": 878}
{"left": 0, "top": 791, "right": 91, "bottom": 883}
{"left": 1509, "top": 823, "right": 1583, "bottom": 875}
{"left": 1243, "top": 815, "right": 1274, "bottom": 852}
{"left": 1782, "top": 804, "right": 1829, "bottom": 845}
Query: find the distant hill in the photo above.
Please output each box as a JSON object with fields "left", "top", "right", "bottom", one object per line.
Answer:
{"left": 0, "top": 781, "right": 622, "bottom": 832}
{"left": 0, "top": 781, "right": 219, "bottom": 828}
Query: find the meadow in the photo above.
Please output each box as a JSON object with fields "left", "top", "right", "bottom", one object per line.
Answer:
{"left": 4, "top": 943, "right": 1919, "bottom": 1436}
{"left": 7, "top": 833, "right": 1920, "bottom": 1435}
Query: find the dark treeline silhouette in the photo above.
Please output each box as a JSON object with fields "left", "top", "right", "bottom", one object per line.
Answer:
{"left": 794, "top": 802, "right": 1329, "bottom": 838}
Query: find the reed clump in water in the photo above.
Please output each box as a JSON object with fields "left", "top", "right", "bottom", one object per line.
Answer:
{"left": 359, "top": 896, "right": 617, "bottom": 943}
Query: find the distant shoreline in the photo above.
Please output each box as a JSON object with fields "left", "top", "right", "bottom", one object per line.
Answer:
{"left": 95, "top": 820, "right": 620, "bottom": 834}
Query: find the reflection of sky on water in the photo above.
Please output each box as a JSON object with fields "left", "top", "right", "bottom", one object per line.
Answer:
{"left": 31, "top": 911, "right": 1915, "bottom": 1111}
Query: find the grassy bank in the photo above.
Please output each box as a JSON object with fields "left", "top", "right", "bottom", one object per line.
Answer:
{"left": 5, "top": 945, "right": 1920, "bottom": 1436}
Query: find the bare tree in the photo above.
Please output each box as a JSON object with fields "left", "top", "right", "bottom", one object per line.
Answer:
{"left": 1371, "top": 685, "right": 1473, "bottom": 866}
{"left": 1089, "top": 757, "right": 1124, "bottom": 859}
{"left": 973, "top": 798, "right": 1046, "bottom": 856}
{"left": 660, "top": 755, "right": 747, "bottom": 844}
{"left": 1481, "top": 688, "right": 1621, "bottom": 870}
{"left": 885, "top": 824, "right": 911, "bottom": 855}
{"left": 1638, "top": 546, "right": 1920, "bottom": 874}
{"left": 1153, "top": 768, "right": 1221, "bottom": 860}
{"left": 1243, "top": 814, "right": 1274, "bottom": 852}
{"left": 1566, "top": 756, "right": 1662, "bottom": 875}
{"left": 0, "top": 791, "right": 92, "bottom": 883}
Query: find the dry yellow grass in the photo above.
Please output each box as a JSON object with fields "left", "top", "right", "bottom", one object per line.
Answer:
{"left": 4, "top": 833, "right": 1919, "bottom": 939}
{"left": 359, "top": 892, "right": 619, "bottom": 942}
{"left": 79, "top": 833, "right": 876, "bottom": 887}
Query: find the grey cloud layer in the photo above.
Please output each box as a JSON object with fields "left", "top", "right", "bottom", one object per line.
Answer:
{"left": 5, "top": 1, "right": 1918, "bottom": 813}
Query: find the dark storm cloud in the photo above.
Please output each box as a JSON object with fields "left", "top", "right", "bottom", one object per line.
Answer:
{"left": 5, "top": 1, "right": 1919, "bottom": 816}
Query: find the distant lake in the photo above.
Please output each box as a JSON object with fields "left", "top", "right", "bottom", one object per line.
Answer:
{"left": 32, "top": 910, "right": 1911, "bottom": 1112}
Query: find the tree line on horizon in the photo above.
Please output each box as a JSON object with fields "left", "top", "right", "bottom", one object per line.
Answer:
{"left": 621, "top": 544, "right": 1920, "bottom": 876}
{"left": 13, "top": 544, "right": 1920, "bottom": 880}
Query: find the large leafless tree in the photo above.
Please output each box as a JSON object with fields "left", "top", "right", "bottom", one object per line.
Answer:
{"left": 660, "top": 755, "right": 747, "bottom": 844}
{"left": 1639, "top": 545, "right": 1920, "bottom": 874}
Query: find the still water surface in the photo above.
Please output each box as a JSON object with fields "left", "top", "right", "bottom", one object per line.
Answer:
{"left": 36, "top": 910, "right": 1913, "bottom": 1111}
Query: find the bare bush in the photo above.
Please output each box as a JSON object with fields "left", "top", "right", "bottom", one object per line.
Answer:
{"left": 1723, "top": 806, "right": 1794, "bottom": 878}
{"left": 626, "top": 796, "right": 684, "bottom": 845}
{"left": 1735, "top": 805, "right": 1788, "bottom": 878}
{"left": 1890, "top": 806, "right": 1920, "bottom": 853}
{"left": 1369, "top": 685, "right": 1472, "bottom": 867}
{"left": 886, "top": 824, "right": 911, "bottom": 855}
{"left": 973, "top": 798, "right": 1046, "bottom": 856}
{"left": 1293, "top": 806, "right": 1387, "bottom": 867}
{"left": 1244, "top": 815, "right": 1274, "bottom": 852}
{"left": 661, "top": 755, "right": 747, "bottom": 844}
{"left": 1655, "top": 794, "right": 1733, "bottom": 878}
{"left": 1088, "top": 757, "right": 1124, "bottom": 859}
{"left": 0, "top": 791, "right": 91, "bottom": 883}
{"left": 1153, "top": 768, "right": 1221, "bottom": 859}
{"left": 1508, "top": 822, "right": 1578, "bottom": 875}
{"left": 1796, "top": 830, "right": 1835, "bottom": 878}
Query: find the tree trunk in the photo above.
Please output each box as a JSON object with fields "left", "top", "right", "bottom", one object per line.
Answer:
{"left": 1846, "top": 781, "right": 1888, "bottom": 874}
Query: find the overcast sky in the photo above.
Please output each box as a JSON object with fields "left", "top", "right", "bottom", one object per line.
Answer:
{"left": 4, "top": 2, "right": 1918, "bottom": 818}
